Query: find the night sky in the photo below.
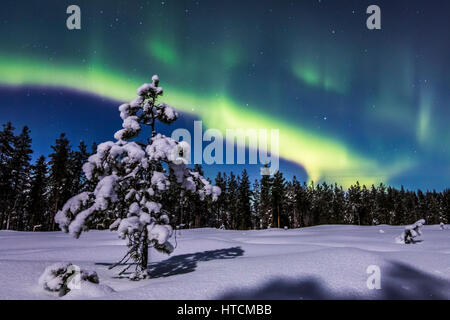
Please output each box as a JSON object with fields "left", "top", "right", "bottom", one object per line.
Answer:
{"left": 1, "top": 0, "right": 450, "bottom": 190}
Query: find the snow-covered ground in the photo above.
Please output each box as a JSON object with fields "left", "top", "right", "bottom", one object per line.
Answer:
{"left": 1, "top": 225, "right": 449, "bottom": 300}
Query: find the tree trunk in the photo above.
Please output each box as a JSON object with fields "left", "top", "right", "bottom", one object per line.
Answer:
{"left": 140, "top": 228, "right": 149, "bottom": 272}
{"left": 50, "top": 196, "right": 59, "bottom": 231}
{"left": 195, "top": 214, "right": 200, "bottom": 228}
{"left": 300, "top": 210, "right": 305, "bottom": 227}
{"left": 6, "top": 213, "right": 11, "bottom": 230}
{"left": 277, "top": 204, "right": 280, "bottom": 228}
{"left": 180, "top": 205, "right": 183, "bottom": 227}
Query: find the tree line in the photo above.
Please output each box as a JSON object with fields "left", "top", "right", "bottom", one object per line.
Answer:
{"left": 206, "top": 166, "right": 449, "bottom": 230}
{"left": 1, "top": 122, "right": 449, "bottom": 231}
{"left": 0, "top": 122, "right": 92, "bottom": 231}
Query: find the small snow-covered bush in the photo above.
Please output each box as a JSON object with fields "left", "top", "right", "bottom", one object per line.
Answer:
{"left": 396, "top": 219, "right": 425, "bottom": 244}
{"left": 39, "top": 263, "right": 100, "bottom": 296}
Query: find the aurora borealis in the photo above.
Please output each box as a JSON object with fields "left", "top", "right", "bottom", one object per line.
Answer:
{"left": 1, "top": 0, "right": 450, "bottom": 190}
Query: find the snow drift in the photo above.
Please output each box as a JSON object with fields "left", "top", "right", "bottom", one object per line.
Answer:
{"left": 0, "top": 225, "right": 449, "bottom": 300}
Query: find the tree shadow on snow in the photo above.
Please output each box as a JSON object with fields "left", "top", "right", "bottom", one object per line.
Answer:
{"left": 218, "top": 260, "right": 450, "bottom": 300}
{"left": 219, "top": 276, "right": 340, "bottom": 300}
{"left": 148, "top": 246, "right": 244, "bottom": 278}
{"left": 379, "top": 261, "right": 450, "bottom": 299}
{"left": 97, "top": 246, "right": 244, "bottom": 279}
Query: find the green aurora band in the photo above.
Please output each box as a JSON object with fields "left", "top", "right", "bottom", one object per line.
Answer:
{"left": 0, "top": 54, "right": 413, "bottom": 187}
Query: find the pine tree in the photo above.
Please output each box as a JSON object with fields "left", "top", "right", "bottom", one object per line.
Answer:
{"left": 331, "top": 183, "right": 346, "bottom": 224}
{"left": 392, "top": 186, "right": 406, "bottom": 225}
{"left": 442, "top": 189, "right": 450, "bottom": 224}
{"left": 425, "top": 191, "right": 440, "bottom": 225}
{"left": 26, "top": 156, "right": 48, "bottom": 230}
{"left": 48, "top": 133, "right": 71, "bottom": 231}
{"left": 8, "top": 126, "right": 33, "bottom": 230}
{"left": 271, "top": 170, "right": 286, "bottom": 228}
{"left": 214, "top": 172, "right": 227, "bottom": 228}
{"left": 287, "top": 177, "right": 297, "bottom": 228}
{"left": 385, "top": 186, "right": 396, "bottom": 225}
{"left": 295, "top": 181, "right": 311, "bottom": 227}
{"left": 375, "top": 183, "right": 388, "bottom": 224}
{"left": 252, "top": 178, "right": 261, "bottom": 229}
{"left": 369, "top": 184, "right": 380, "bottom": 225}
{"left": 226, "top": 172, "right": 239, "bottom": 229}
{"left": 259, "top": 166, "right": 273, "bottom": 228}
{"left": 91, "top": 141, "right": 98, "bottom": 154}
{"left": 347, "top": 182, "right": 362, "bottom": 225}
{"left": 404, "top": 190, "right": 418, "bottom": 224}
{"left": 319, "top": 182, "right": 334, "bottom": 225}
{"left": 0, "top": 122, "right": 16, "bottom": 229}
{"left": 0, "top": 126, "right": 34, "bottom": 230}
{"left": 55, "top": 76, "right": 220, "bottom": 279}
{"left": 359, "top": 185, "right": 372, "bottom": 225}
{"left": 237, "top": 169, "right": 252, "bottom": 230}
{"left": 309, "top": 182, "right": 322, "bottom": 225}
{"left": 69, "top": 141, "right": 89, "bottom": 195}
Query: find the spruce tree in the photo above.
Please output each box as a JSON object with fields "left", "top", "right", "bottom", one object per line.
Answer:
{"left": 296, "top": 181, "right": 311, "bottom": 227}
{"left": 0, "top": 122, "right": 16, "bottom": 229}
{"left": 237, "top": 169, "right": 252, "bottom": 230}
{"left": 385, "top": 186, "right": 396, "bottom": 225}
{"left": 226, "top": 172, "right": 239, "bottom": 229}
{"left": 252, "top": 178, "right": 261, "bottom": 229}
{"left": 404, "top": 190, "right": 418, "bottom": 224}
{"left": 392, "top": 186, "right": 406, "bottom": 225}
{"left": 309, "top": 182, "right": 322, "bottom": 225}
{"left": 271, "top": 170, "right": 286, "bottom": 228}
{"left": 425, "top": 191, "right": 440, "bottom": 225}
{"left": 359, "top": 185, "right": 372, "bottom": 225}
{"left": 442, "top": 189, "right": 450, "bottom": 224}
{"left": 347, "top": 182, "right": 362, "bottom": 225}
{"left": 7, "top": 126, "right": 33, "bottom": 230}
{"left": 259, "top": 166, "right": 273, "bottom": 228}
{"left": 285, "top": 180, "right": 295, "bottom": 228}
{"left": 291, "top": 177, "right": 313, "bottom": 228}
{"left": 69, "top": 141, "right": 89, "bottom": 195}
{"left": 375, "top": 183, "right": 388, "bottom": 224}
{"left": 214, "top": 172, "right": 227, "bottom": 228}
{"left": 319, "top": 182, "right": 334, "bottom": 225}
{"left": 332, "top": 183, "right": 346, "bottom": 224}
{"left": 48, "top": 133, "right": 71, "bottom": 230}
{"left": 26, "top": 156, "right": 48, "bottom": 230}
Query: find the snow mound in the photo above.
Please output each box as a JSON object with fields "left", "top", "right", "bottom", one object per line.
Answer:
{"left": 64, "top": 281, "right": 115, "bottom": 299}
{"left": 38, "top": 262, "right": 114, "bottom": 297}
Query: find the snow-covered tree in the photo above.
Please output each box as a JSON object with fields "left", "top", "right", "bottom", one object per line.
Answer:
{"left": 55, "top": 75, "right": 220, "bottom": 280}
{"left": 397, "top": 219, "right": 426, "bottom": 244}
